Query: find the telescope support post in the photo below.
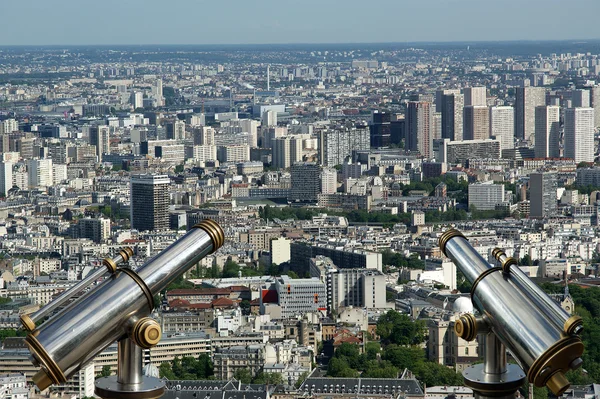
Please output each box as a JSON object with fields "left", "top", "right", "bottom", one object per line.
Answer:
{"left": 463, "top": 332, "right": 526, "bottom": 399}
{"left": 95, "top": 338, "right": 165, "bottom": 399}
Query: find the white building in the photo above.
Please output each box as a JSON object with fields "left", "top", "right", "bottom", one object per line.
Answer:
{"left": 489, "top": 106, "right": 514, "bottom": 150}
{"left": 565, "top": 107, "right": 594, "bottom": 163}
{"left": 320, "top": 167, "right": 337, "bottom": 194}
{"left": 189, "top": 145, "right": 217, "bottom": 163}
{"left": 463, "top": 86, "right": 487, "bottom": 106}
{"left": 28, "top": 159, "right": 53, "bottom": 189}
{"left": 329, "top": 269, "right": 386, "bottom": 313}
{"left": 0, "top": 161, "right": 13, "bottom": 196}
{"left": 272, "top": 136, "right": 302, "bottom": 169}
{"left": 271, "top": 237, "right": 291, "bottom": 265}
{"left": 515, "top": 86, "right": 546, "bottom": 144}
{"left": 217, "top": 145, "right": 250, "bottom": 163}
{"left": 468, "top": 181, "right": 505, "bottom": 210}
{"left": 534, "top": 106, "right": 561, "bottom": 159}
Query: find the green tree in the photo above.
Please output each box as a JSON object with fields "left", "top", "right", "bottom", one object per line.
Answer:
{"left": 98, "top": 365, "right": 112, "bottom": 378}
{"left": 376, "top": 310, "right": 425, "bottom": 345}
{"left": 295, "top": 371, "right": 309, "bottom": 388}
{"left": 252, "top": 372, "right": 283, "bottom": 385}
{"left": 222, "top": 260, "right": 240, "bottom": 278}
{"left": 159, "top": 362, "right": 176, "bottom": 380}
{"left": 234, "top": 368, "right": 252, "bottom": 383}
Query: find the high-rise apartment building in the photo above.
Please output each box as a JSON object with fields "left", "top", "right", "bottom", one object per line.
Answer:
{"left": 0, "top": 161, "right": 12, "bottom": 196}
{"left": 192, "top": 126, "right": 215, "bottom": 146}
{"left": 216, "top": 145, "right": 250, "bottom": 163}
{"left": 130, "top": 91, "right": 144, "bottom": 109}
{"left": 28, "top": 159, "right": 53, "bottom": 189}
{"left": 406, "top": 101, "right": 432, "bottom": 158}
{"left": 330, "top": 269, "right": 386, "bottom": 313}
{"left": 564, "top": 108, "right": 594, "bottom": 163}
{"left": 321, "top": 167, "right": 337, "bottom": 195}
{"left": 289, "top": 163, "right": 321, "bottom": 203}
{"left": 370, "top": 111, "right": 391, "bottom": 147}
{"left": 463, "top": 106, "right": 490, "bottom": 141}
{"left": 515, "top": 87, "right": 546, "bottom": 143}
{"left": 435, "top": 89, "right": 461, "bottom": 112}
{"left": 590, "top": 86, "right": 600, "bottom": 128}
{"left": 130, "top": 174, "right": 170, "bottom": 232}
{"left": 530, "top": 172, "right": 558, "bottom": 218}
{"left": 272, "top": 136, "right": 303, "bottom": 169}
{"left": 534, "top": 106, "right": 561, "bottom": 159}
{"left": 318, "top": 126, "right": 370, "bottom": 167}
{"left": 463, "top": 87, "right": 487, "bottom": 106}
{"left": 166, "top": 120, "right": 186, "bottom": 140}
{"left": 0, "top": 119, "right": 18, "bottom": 135}
{"left": 441, "top": 93, "right": 464, "bottom": 141}
{"left": 489, "top": 106, "right": 515, "bottom": 151}
{"left": 468, "top": 182, "right": 505, "bottom": 210}
{"left": 89, "top": 125, "right": 110, "bottom": 162}
{"left": 571, "top": 89, "right": 590, "bottom": 108}
{"left": 78, "top": 218, "right": 111, "bottom": 243}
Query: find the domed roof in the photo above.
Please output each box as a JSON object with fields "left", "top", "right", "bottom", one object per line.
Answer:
{"left": 452, "top": 297, "right": 473, "bottom": 314}
{"left": 142, "top": 364, "right": 160, "bottom": 378}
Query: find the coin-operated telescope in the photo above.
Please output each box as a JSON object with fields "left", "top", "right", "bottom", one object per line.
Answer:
{"left": 21, "top": 219, "right": 225, "bottom": 399}
{"left": 439, "top": 229, "right": 583, "bottom": 399}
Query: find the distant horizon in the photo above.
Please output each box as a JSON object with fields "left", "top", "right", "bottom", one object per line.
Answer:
{"left": 2, "top": 0, "right": 599, "bottom": 46}
{"left": 2, "top": 38, "right": 600, "bottom": 47}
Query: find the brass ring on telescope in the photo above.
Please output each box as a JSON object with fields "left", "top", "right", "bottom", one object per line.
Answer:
{"left": 564, "top": 315, "right": 583, "bottom": 335}
{"left": 454, "top": 313, "right": 478, "bottom": 341}
{"left": 20, "top": 313, "right": 35, "bottom": 332}
{"left": 470, "top": 267, "right": 503, "bottom": 300}
{"left": 131, "top": 317, "right": 162, "bottom": 349}
{"left": 122, "top": 247, "right": 134, "bottom": 260}
{"left": 25, "top": 333, "right": 67, "bottom": 388}
{"left": 501, "top": 257, "right": 518, "bottom": 274}
{"left": 438, "top": 229, "right": 466, "bottom": 257}
{"left": 527, "top": 335, "right": 584, "bottom": 395}
{"left": 119, "top": 268, "right": 155, "bottom": 311}
{"left": 491, "top": 248, "right": 504, "bottom": 260}
{"left": 193, "top": 219, "right": 225, "bottom": 253}
{"left": 103, "top": 257, "right": 118, "bottom": 273}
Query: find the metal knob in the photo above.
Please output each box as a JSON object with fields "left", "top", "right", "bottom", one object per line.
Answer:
{"left": 130, "top": 318, "right": 161, "bottom": 349}
{"left": 455, "top": 313, "right": 478, "bottom": 341}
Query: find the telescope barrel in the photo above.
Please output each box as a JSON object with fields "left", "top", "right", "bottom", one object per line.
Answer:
{"left": 492, "top": 249, "right": 582, "bottom": 336}
{"left": 20, "top": 248, "right": 134, "bottom": 332}
{"left": 439, "top": 229, "right": 583, "bottom": 396}
{"left": 25, "top": 220, "right": 224, "bottom": 391}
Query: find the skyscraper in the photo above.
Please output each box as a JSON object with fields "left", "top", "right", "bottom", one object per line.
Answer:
{"left": 435, "top": 89, "right": 461, "bottom": 112}
{"left": 463, "top": 106, "right": 490, "bottom": 140}
{"left": 89, "top": 125, "right": 110, "bottom": 162}
{"left": 515, "top": 87, "right": 546, "bottom": 143}
{"left": 530, "top": 172, "right": 558, "bottom": 218}
{"left": 166, "top": 120, "right": 186, "bottom": 140}
{"left": 406, "top": 101, "right": 432, "bottom": 158}
{"left": 571, "top": 89, "right": 590, "bottom": 108}
{"left": 489, "top": 106, "right": 515, "bottom": 151}
{"left": 463, "top": 87, "right": 487, "bottom": 106}
{"left": 130, "top": 174, "right": 170, "bottom": 232}
{"left": 534, "top": 106, "right": 560, "bottom": 159}
{"left": 590, "top": 86, "right": 600, "bottom": 128}
{"left": 289, "top": 163, "right": 321, "bottom": 203}
{"left": 28, "top": 159, "right": 53, "bottom": 189}
{"left": 192, "top": 126, "right": 215, "bottom": 146}
{"left": 441, "top": 93, "right": 464, "bottom": 141}
{"left": 272, "top": 136, "right": 302, "bottom": 169}
{"left": 321, "top": 167, "right": 337, "bottom": 194}
{"left": 564, "top": 108, "right": 594, "bottom": 163}
{"left": 370, "top": 111, "right": 391, "bottom": 147}
{"left": 0, "top": 161, "right": 12, "bottom": 196}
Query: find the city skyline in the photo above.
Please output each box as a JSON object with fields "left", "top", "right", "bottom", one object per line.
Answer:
{"left": 2, "top": 0, "right": 600, "bottom": 45}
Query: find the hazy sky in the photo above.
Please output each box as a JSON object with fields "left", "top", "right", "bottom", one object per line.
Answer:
{"left": 1, "top": 0, "right": 599, "bottom": 45}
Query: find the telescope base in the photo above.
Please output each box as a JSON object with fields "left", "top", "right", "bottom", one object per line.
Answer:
{"left": 463, "top": 363, "right": 526, "bottom": 399}
{"left": 95, "top": 375, "right": 165, "bottom": 399}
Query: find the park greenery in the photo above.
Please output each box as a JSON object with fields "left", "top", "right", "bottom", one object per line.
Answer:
{"left": 259, "top": 204, "right": 509, "bottom": 227}
{"left": 159, "top": 355, "right": 214, "bottom": 380}
{"left": 327, "top": 310, "right": 463, "bottom": 387}
{"left": 381, "top": 249, "right": 425, "bottom": 270}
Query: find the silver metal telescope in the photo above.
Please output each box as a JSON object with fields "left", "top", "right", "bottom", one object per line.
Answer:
{"left": 439, "top": 229, "right": 584, "bottom": 398}
{"left": 20, "top": 248, "right": 134, "bottom": 332}
{"left": 23, "top": 219, "right": 225, "bottom": 399}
